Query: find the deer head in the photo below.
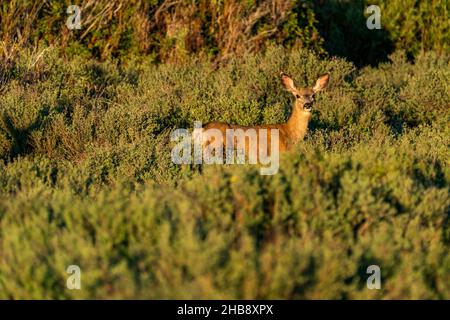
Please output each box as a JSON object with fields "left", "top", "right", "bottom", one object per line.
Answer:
{"left": 281, "top": 72, "right": 330, "bottom": 112}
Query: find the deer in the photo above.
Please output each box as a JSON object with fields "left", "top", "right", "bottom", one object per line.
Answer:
{"left": 199, "top": 72, "right": 330, "bottom": 161}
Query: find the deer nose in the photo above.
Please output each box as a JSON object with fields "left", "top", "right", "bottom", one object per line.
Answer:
{"left": 303, "top": 103, "right": 312, "bottom": 111}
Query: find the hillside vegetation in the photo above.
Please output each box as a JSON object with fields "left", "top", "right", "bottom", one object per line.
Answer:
{"left": 0, "top": 0, "right": 449, "bottom": 299}
{"left": 1, "top": 0, "right": 449, "bottom": 65}
{"left": 0, "top": 46, "right": 448, "bottom": 298}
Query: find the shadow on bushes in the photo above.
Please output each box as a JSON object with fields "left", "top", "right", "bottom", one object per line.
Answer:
{"left": 1, "top": 109, "right": 49, "bottom": 160}
{"left": 313, "top": 0, "right": 394, "bottom": 67}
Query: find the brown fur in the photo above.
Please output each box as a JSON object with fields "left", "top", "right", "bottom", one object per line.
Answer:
{"left": 202, "top": 72, "right": 329, "bottom": 156}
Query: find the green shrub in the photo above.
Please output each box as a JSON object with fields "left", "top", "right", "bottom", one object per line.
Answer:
{"left": 312, "top": 0, "right": 450, "bottom": 66}
{"left": 0, "top": 46, "right": 448, "bottom": 299}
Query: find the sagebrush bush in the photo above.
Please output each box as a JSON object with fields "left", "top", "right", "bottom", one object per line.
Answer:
{"left": 0, "top": 46, "right": 448, "bottom": 299}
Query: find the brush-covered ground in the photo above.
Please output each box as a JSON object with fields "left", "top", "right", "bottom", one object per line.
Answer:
{"left": 0, "top": 47, "right": 449, "bottom": 299}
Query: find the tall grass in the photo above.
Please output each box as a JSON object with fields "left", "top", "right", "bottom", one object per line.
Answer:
{"left": 1, "top": 0, "right": 449, "bottom": 67}
{"left": 0, "top": 0, "right": 321, "bottom": 64}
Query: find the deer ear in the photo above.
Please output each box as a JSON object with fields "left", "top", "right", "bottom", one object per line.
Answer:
{"left": 313, "top": 73, "right": 330, "bottom": 92}
{"left": 280, "top": 72, "right": 296, "bottom": 93}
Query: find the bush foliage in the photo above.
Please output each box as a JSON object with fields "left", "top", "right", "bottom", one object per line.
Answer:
{"left": 0, "top": 46, "right": 448, "bottom": 298}
{"left": 1, "top": 0, "right": 449, "bottom": 66}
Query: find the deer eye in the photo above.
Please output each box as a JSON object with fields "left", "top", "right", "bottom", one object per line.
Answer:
{"left": 295, "top": 94, "right": 301, "bottom": 99}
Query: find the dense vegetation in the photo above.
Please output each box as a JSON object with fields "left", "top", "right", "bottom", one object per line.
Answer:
{"left": 0, "top": 0, "right": 449, "bottom": 299}
{"left": 1, "top": 0, "right": 449, "bottom": 65}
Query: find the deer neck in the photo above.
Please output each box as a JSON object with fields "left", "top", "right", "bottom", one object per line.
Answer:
{"left": 284, "top": 105, "right": 311, "bottom": 145}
